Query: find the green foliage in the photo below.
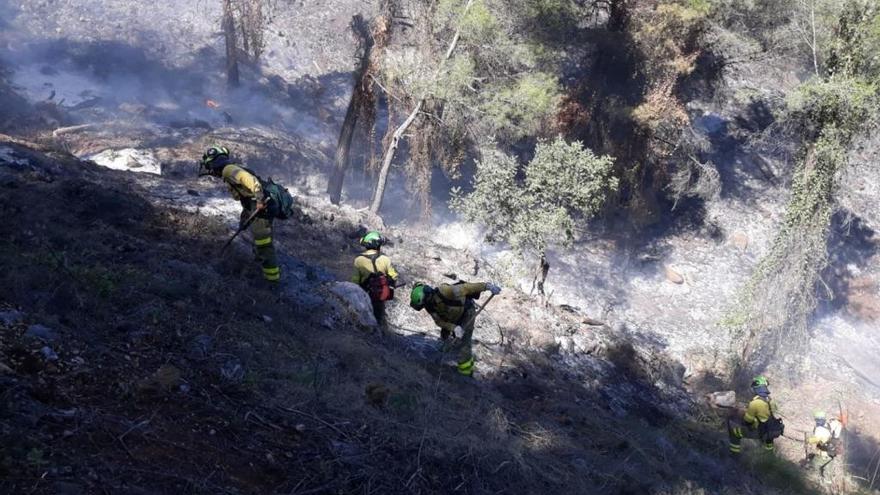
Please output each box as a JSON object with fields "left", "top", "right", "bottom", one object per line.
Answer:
{"left": 480, "top": 72, "right": 561, "bottom": 140}
{"left": 786, "top": 78, "right": 877, "bottom": 136}
{"left": 727, "top": 59, "right": 879, "bottom": 358}
{"left": 526, "top": 138, "right": 619, "bottom": 214}
{"left": 377, "top": 0, "right": 564, "bottom": 210}
{"left": 450, "top": 137, "right": 617, "bottom": 257}
{"left": 826, "top": 1, "right": 880, "bottom": 78}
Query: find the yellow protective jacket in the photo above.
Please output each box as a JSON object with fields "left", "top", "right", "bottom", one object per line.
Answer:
{"left": 352, "top": 250, "right": 398, "bottom": 286}
{"left": 809, "top": 419, "right": 842, "bottom": 445}
{"left": 743, "top": 396, "right": 777, "bottom": 429}
{"left": 426, "top": 282, "right": 487, "bottom": 333}
{"left": 222, "top": 164, "right": 263, "bottom": 205}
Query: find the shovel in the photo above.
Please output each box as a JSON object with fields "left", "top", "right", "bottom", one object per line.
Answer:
{"left": 220, "top": 199, "right": 271, "bottom": 254}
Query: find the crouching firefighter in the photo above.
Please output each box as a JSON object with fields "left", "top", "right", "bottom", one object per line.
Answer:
{"left": 727, "top": 375, "right": 784, "bottom": 454}
{"left": 807, "top": 410, "right": 843, "bottom": 475}
{"left": 352, "top": 231, "right": 400, "bottom": 326}
{"left": 199, "top": 146, "right": 295, "bottom": 283}
{"left": 409, "top": 281, "right": 501, "bottom": 377}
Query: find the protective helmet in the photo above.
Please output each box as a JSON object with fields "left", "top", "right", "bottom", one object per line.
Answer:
{"left": 751, "top": 375, "right": 769, "bottom": 388}
{"left": 360, "top": 230, "right": 385, "bottom": 250}
{"left": 410, "top": 283, "right": 433, "bottom": 310}
{"left": 199, "top": 145, "right": 230, "bottom": 175}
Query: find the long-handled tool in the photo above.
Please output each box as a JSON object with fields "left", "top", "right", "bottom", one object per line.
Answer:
{"left": 461, "top": 292, "right": 496, "bottom": 330}
{"left": 220, "top": 199, "right": 270, "bottom": 254}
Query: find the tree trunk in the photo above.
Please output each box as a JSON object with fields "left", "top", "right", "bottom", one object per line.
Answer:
{"left": 328, "top": 15, "right": 374, "bottom": 205}
{"left": 223, "top": 0, "right": 240, "bottom": 88}
{"left": 328, "top": 96, "right": 360, "bottom": 204}
{"left": 370, "top": 100, "right": 423, "bottom": 213}
{"left": 368, "top": 0, "right": 474, "bottom": 215}
{"left": 530, "top": 252, "right": 550, "bottom": 297}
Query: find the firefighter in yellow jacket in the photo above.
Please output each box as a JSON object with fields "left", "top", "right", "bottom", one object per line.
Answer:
{"left": 199, "top": 146, "right": 280, "bottom": 282}
{"left": 352, "top": 231, "right": 399, "bottom": 326}
{"left": 728, "top": 375, "right": 780, "bottom": 454}
{"left": 409, "top": 281, "right": 501, "bottom": 376}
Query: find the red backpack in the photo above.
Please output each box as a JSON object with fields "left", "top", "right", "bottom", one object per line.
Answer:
{"left": 361, "top": 253, "right": 393, "bottom": 302}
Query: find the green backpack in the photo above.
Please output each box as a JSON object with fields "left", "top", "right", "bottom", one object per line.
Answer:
{"left": 240, "top": 166, "right": 295, "bottom": 220}
{"left": 262, "top": 179, "right": 295, "bottom": 220}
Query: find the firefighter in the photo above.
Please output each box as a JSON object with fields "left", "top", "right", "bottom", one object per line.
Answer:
{"left": 199, "top": 146, "right": 280, "bottom": 283}
{"left": 807, "top": 410, "right": 843, "bottom": 474}
{"left": 409, "top": 281, "right": 501, "bottom": 377}
{"left": 728, "top": 375, "right": 783, "bottom": 454}
{"left": 351, "top": 231, "right": 399, "bottom": 326}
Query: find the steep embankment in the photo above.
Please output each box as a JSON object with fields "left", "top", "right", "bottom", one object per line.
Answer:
{"left": 0, "top": 137, "right": 818, "bottom": 494}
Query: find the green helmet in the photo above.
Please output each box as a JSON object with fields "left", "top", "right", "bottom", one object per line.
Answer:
{"left": 360, "top": 230, "right": 385, "bottom": 250}
{"left": 751, "top": 375, "right": 769, "bottom": 388}
{"left": 813, "top": 410, "right": 827, "bottom": 420}
{"left": 199, "top": 145, "right": 230, "bottom": 175}
{"left": 410, "top": 283, "right": 431, "bottom": 310}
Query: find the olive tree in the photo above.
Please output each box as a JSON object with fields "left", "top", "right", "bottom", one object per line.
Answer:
{"left": 367, "top": 0, "right": 562, "bottom": 215}
{"left": 451, "top": 137, "right": 618, "bottom": 297}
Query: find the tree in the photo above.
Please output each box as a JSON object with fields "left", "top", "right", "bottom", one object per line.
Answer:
{"left": 367, "top": 0, "right": 563, "bottom": 216}
{"left": 220, "top": 0, "right": 275, "bottom": 88}
{"left": 450, "top": 137, "right": 618, "bottom": 297}
{"left": 726, "top": 0, "right": 879, "bottom": 363}
{"left": 327, "top": 13, "right": 388, "bottom": 205}
{"left": 223, "top": 0, "right": 240, "bottom": 88}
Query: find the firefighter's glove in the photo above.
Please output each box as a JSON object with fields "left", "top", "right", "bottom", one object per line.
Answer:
{"left": 487, "top": 283, "right": 502, "bottom": 295}
{"left": 453, "top": 325, "right": 464, "bottom": 339}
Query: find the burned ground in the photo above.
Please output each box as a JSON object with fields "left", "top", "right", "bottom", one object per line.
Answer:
{"left": 0, "top": 138, "right": 824, "bottom": 494}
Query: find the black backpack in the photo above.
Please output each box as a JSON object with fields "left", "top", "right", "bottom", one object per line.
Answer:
{"left": 758, "top": 399, "right": 785, "bottom": 442}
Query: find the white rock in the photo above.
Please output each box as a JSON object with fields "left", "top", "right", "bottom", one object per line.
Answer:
{"left": 707, "top": 390, "right": 736, "bottom": 408}
{"left": 86, "top": 148, "right": 161, "bottom": 175}
{"left": 328, "top": 282, "right": 378, "bottom": 328}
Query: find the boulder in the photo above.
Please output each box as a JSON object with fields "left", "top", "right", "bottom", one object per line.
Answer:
{"left": 664, "top": 266, "right": 685, "bottom": 284}
{"left": 328, "top": 282, "right": 378, "bottom": 328}
{"left": 86, "top": 148, "right": 161, "bottom": 175}
{"left": 732, "top": 232, "right": 749, "bottom": 251}
{"left": 707, "top": 390, "right": 736, "bottom": 408}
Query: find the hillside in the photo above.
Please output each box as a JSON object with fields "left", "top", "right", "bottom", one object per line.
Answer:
{"left": 1, "top": 0, "right": 879, "bottom": 493}
{"left": 0, "top": 135, "right": 810, "bottom": 494}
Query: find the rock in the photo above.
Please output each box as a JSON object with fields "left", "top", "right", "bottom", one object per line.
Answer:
{"left": 40, "top": 346, "right": 59, "bottom": 362}
{"left": 262, "top": 315, "right": 273, "bottom": 323}
{"left": 664, "top": 266, "right": 684, "bottom": 284}
{"left": 732, "top": 232, "right": 749, "bottom": 251}
{"left": 0, "top": 309, "right": 24, "bottom": 326}
{"left": 25, "top": 324, "right": 59, "bottom": 342}
{"left": 186, "top": 189, "right": 200, "bottom": 196}
{"left": 707, "top": 390, "right": 736, "bottom": 408}
{"left": 86, "top": 148, "right": 161, "bottom": 175}
{"left": 328, "top": 282, "right": 378, "bottom": 328}
{"left": 0, "top": 361, "right": 14, "bottom": 374}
